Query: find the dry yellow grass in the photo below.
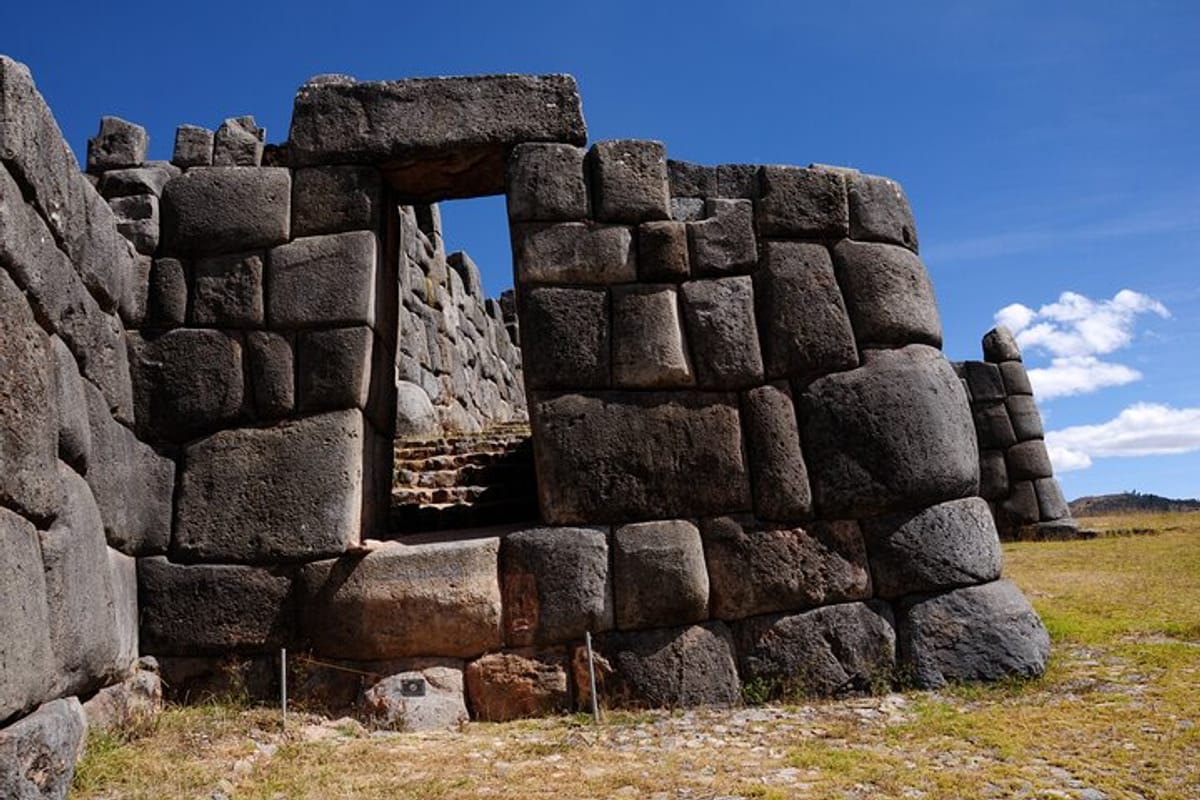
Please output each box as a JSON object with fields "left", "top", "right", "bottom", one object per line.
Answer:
{"left": 72, "top": 512, "right": 1200, "bottom": 799}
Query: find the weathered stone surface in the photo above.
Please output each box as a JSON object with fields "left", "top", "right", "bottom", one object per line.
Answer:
{"left": 589, "top": 140, "right": 670, "bottom": 223}
{"left": 611, "top": 284, "right": 692, "bottom": 388}
{"left": 191, "top": 251, "right": 265, "bottom": 327}
{"left": 999, "top": 480, "right": 1041, "bottom": 528}
{"left": 668, "top": 159, "right": 718, "bottom": 197}
{"left": 465, "top": 650, "right": 570, "bottom": 722}
{"left": 139, "top": 557, "right": 295, "bottom": 654}
{"left": 716, "top": 163, "right": 759, "bottom": 198}
{"left": 0, "top": 697, "right": 86, "bottom": 800}
{"left": 119, "top": 254, "right": 152, "bottom": 327}
{"left": 0, "top": 270, "right": 59, "bottom": 522}
{"left": 511, "top": 222, "right": 635, "bottom": 285}
{"left": 638, "top": 220, "right": 689, "bottom": 281}
{"left": 735, "top": 602, "right": 896, "bottom": 698}
{"left": 506, "top": 143, "right": 589, "bottom": 221}
{"left": 1035, "top": 477, "right": 1070, "bottom": 521}
{"left": 127, "top": 329, "right": 244, "bottom": 442}
{"left": 973, "top": 402, "right": 1016, "bottom": 450}
{"left": 848, "top": 173, "right": 918, "bottom": 251}
{"left": 531, "top": 391, "right": 750, "bottom": 524}
{"left": 670, "top": 197, "right": 706, "bottom": 222}
{"left": 963, "top": 361, "right": 1006, "bottom": 403}
{"left": 290, "top": 73, "right": 586, "bottom": 198}
{"left": 799, "top": 345, "right": 979, "bottom": 517}
{"left": 756, "top": 241, "right": 858, "bottom": 381}
{"left": 861, "top": 497, "right": 1002, "bottom": 599}
{"left": 268, "top": 231, "right": 377, "bottom": 329}
{"left": 245, "top": 331, "right": 293, "bottom": 418}
{"left": 982, "top": 326, "right": 1022, "bottom": 363}
{"left": 82, "top": 381, "right": 173, "bottom": 555}
{"left": 212, "top": 116, "right": 265, "bottom": 167}
{"left": 502, "top": 526, "right": 612, "bottom": 646}
{"left": 680, "top": 276, "right": 763, "bottom": 389}
{"left": 292, "top": 165, "right": 383, "bottom": 237}
{"left": 979, "top": 449, "right": 1009, "bottom": 501}
{"left": 361, "top": 662, "right": 468, "bottom": 731}
{"left": 1007, "top": 439, "right": 1054, "bottom": 481}
{"left": 831, "top": 240, "right": 941, "bottom": 348}
{"left": 394, "top": 381, "right": 438, "bottom": 438}
{"left": 999, "top": 360, "right": 1033, "bottom": 395}
{"left": 741, "top": 383, "right": 811, "bottom": 521}
{"left": 77, "top": 181, "right": 137, "bottom": 309}
{"left": 1006, "top": 395, "right": 1045, "bottom": 441}
{"left": 175, "top": 410, "right": 364, "bottom": 563}
{"left": 98, "top": 162, "right": 181, "bottom": 199}
{"left": 701, "top": 516, "right": 871, "bottom": 619}
{"left": 897, "top": 580, "right": 1050, "bottom": 689}
{"left": 447, "top": 251, "right": 483, "bottom": 298}
{"left": 612, "top": 520, "right": 708, "bottom": 629}
{"left": 49, "top": 336, "right": 90, "bottom": 473}
{"left": 586, "top": 623, "right": 741, "bottom": 709}
{"left": 147, "top": 257, "right": 186, "bottom": 327}
{"left": 87, "top": 116, "right": 147, "bottom": 172}
{"left": 40, "top": 464, "right": 121, "bottom": 696}
{"left": 296, "top": 326, "right": 373, "bottom": 412}
{"left": 107, "top": 547, "right": 138, "bottom": 670}
{"left": 757, "top": 166, "right": 848, "bottom": 237}
{"left": 301, "top": 536, "right": 502, "bottom": 659}
{"left": 0, "top": 508, "right": 54, "bottom": 722}
{"left": 81, "top": 664, "right": 161, "bottom": 734}
{"left": 160, "top": 167, "right": 290, "bottom": 256}
{"left": 687, "top": 199, "right": 756, "bottom": 277}
{"left": 518, "top": 286, "right": 609, "bottom": 390}
{"left": 172, "top": 125, "right": 213, "bottom": 168}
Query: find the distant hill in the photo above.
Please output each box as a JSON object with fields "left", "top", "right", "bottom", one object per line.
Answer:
{"left": 1070, "top": 492, "right": 1200, "bottom": 517}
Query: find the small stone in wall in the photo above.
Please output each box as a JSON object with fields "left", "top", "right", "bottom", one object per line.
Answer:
{"left": 213, "top": 116, "right": 265, "bottom": 167}
{"left": 172, "top": 124, "right": 214, "bottom": 169}
{"left": 87, "top": 116, "right": 147, "bottom": 172}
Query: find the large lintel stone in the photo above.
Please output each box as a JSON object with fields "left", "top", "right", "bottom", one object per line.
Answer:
{"left": 268, "top": 230, "right": 377, "bottom": 329}
{"left": 289, "top": 73, "right": 586, "bottom": 200}
{"left": 160, "top": 167, "right": 290, "bottom": 256}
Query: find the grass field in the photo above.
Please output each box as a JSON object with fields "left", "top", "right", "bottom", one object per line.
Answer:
{"left": 71, "top": 512, "right": 1200, "bottom": 799}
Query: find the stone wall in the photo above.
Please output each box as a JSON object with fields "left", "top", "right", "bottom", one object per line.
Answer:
{"left": 956, "top": 327, "right": 1079, "bottom": 540}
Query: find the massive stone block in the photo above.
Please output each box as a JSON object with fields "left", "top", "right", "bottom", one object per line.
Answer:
{"left": 1006, "top": 395, "right": 1045, "bottom": 441}
{"left": 301, "top": 536, "right": 502, "bottom": 659}
{"left": 1000, "top": 361, "right": 1033, "bottom": 395}
{"left": 756, "top": 166, "right": 848, "bottom": 237}
{"left": 755, "top": 241, "right": 858, "bottom": 381}
{"left": 588, "top": 140, "right": 671, "bottom": 223}
{"left": 268, "top": 231, "right": 377, "bottom": 329}
{"left": 680, "top": 276, "right": 763, "bottom": 389}
{"left": 831, "top": 240, "right": 942, "bottom": 348}
{"left": 1035, "top": 477, "right": 1070, "bottom": 521}
{"left": 799, "top": 345, "right": 979, "bottom": 517}
{"left": 612, "top": 520, "right": 708, "bottom": 630}
{"left": 1007, "top": 439, "right": 1054, "bottom": 481}
{"left": 511, "top": 222, "right": 635, "bottom": 285}
{"left": 860, "top": 497, "right": 1002, "bottom": 599}
{"left": 191, "top": 251, "right": 265, "bottom": 327}
{"left": 735, "top": 602, "right": 896, "bottom": 698}
{"left": 0, "top": 698, "right": 87, "bottom": 800}
{"left": 687, "top": 199, "right": 757, "bottom": 277}
{"left": 611, "top": 284, "right": 693, "bottom": 388}
{"left": 962, "top": 361, "right": 1006, "bottom": 403}
{"left": 289, "top": 73, "right": 587, "bottom": 199}
{"left": 49, "top": 336, "right": 90, "bottom": 473}
{"left": 531, "top": 391, "right": 750, "bottom": 524}
{"left": 638, "top": 220, "right": 690, "bottom": 281}
{"left": 174, "top": 409, "right": 364, "bottom": 563}
{"left": 741, "top": 383, "right": 811, "bottom": 521}
{"left": 139, "top": 557, "right": 295, "bottom": 654}
{"left": 979, "top": 449, "right": 1010, "bottom": 501}
{"left": 847, "top": 172, "right": 918, "bottom": 251}
{"left": 296, "top": 326, "right": 374, "bottom": 412}
{"left": 506, "top": 143, "right": 589, "bottom": 221}
{"left": 701, "top": 516, "right": 871, "bottom": 619}
{"left": 160, "top": 167, "right": 290, "bottom": 256}
{"left": 501, "top": 526, "right": 612, "bottom": 646}
{"left": 518, "top": 286, "right": 610, "bottom": 390}
{"left": 973, "top": 402, "right": 1017, "bottom": 450}
{"left": 0, "top": 508, "right": 54, "bottom": 722}
{"left": 897, "top": 580, "right": 1050, "bottom": 689}
{"left": 291, "top": 165, "right": 383, "bottom": 237}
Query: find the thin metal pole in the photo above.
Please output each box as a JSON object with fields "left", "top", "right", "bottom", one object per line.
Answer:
{"left": 585, "top": 632, "right": 600, "bottom": 724}
{"left": 280, "top": 648, "right": 288, "bottom": 732}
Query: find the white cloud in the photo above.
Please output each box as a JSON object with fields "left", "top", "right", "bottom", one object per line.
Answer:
{"left": 1046, "top": 403, "right": 1200, "bottom": 473}
{"left": 993, "top": 290, "right": 1169, "bottom": 399}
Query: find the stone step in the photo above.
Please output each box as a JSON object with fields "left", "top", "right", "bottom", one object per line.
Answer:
{"left": 394, "top": 462, "right": 535, "bottom": 491}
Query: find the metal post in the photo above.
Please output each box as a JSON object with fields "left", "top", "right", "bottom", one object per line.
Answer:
{"left": 585, "top": 631, "right": 600, "bottom": 724}
{"left": 280, "top": 647, "right": 288, "bottom": 732}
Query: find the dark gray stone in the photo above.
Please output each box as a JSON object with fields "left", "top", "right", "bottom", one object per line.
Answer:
{"left": 973, "top": 402, "right": 1017, "bottom": 450}
{"left": 680, "top": 276, "right": 763, "bottom": 389}
{"left": 831, "top": 240, "right": 941, "bottom": 348}
{"left": 637, "top": 220, "right": 689, "bottom": 281}
{"left": 172, "top": 125, "right": 214, "bottom": 168}
{"left": 191, "top": 252, "right": 264, "bottom": 327}
{"left": 741, "top": 383, "right": 811, "bottom": 521}
{"left": 268, "top": 231, "right": 377, "bottom": 329}
{"left": 98, "top": 162, "right": 181, "bottom": 199}
{"left": 531, "top": 391, "right": 751, "bottom": 524}
{"left": 756, "top": 166, "right": 848, "bottom": 237}
{"left": 687, "top": 199, "right": 756, "bottom": 277}
{"left": 897, "top": 580, "right": 1050, "bottom": 689}
{"left": 861, "top": 497, "right": 1002, "bottom": 599}
{"left": 49, "top": 337, "right": 90, "bottom": 473}
{"left": 982, "top": 326, "right": 1022, "bottom": 363}
{"left": 0, "top": 508, "right": 54, "bottom": 722}
{"left": 589, "top": 622, "right": 741, "bottom": 709}
{"left": 589, "top": 139, "right": 671, "bottom": 223}
{"left": 506, "top": 143, "right": 589, "bottom": 221}
{"left": 0, "top": 269, "right": 59, "bottom": 522}
{"left": 755, "top": 241, "right": 858, "bottom": 381}
{"left": 668, "top": 160, "right": 718, "bottom": 197}
{"left": 979, "top": 449, "right": 1009, "bottom": 501}
{"left": 1007, "top": 439, "right": 1054, "bottom": 480}
{"left": 119, "top": 254, "right": 152, "bottom": 328}
{"left": 291, "top": 165, "right": 383, "bottom": 237}
{"left": 1034, "top": 477, "right": 1070, "bottom": 521}
{"left": 0, "top": 697, "right": 86, "bottom": 800}
{"left": 78, "top": 180, "right": 137, "bottom": 310}
{"left": 735, "top": 602, "right": 896, "bottom": 698}
{"left": 107, "top": 548, "right": 138, "bottom": 671}
{"left": 501, "top": 526, "right": 612, "bottom": 646}
{"left": 1000, "top": 360, "right": 1033, "bottom": 395}
{"left": 160, "top": 167, "right": 290, "bottom": 256}
{"left": 799, "top": 345, "right": 979, "bottom": 517}
{"left": 848, "top": 172, "right": 918, "bottom": 251}
{"left": 108, "top": 193, "right": 158, "bottom": 255}
{"left": 518, "top": 286, "right": 610, "bottom": 390}
{"left": 1006, "top": 395, "right": 1045, "bottom": 441}
{"left": 611, "top": 284, "right": 693, "bottom": 389}
{"left": 87, "top": 115, "right": 147, "bottom": 172}
{"left": 963, "top": 361, "right": 1006, "bottom": 403}
{"left": 174, "top": 409, "right": 364, "bottom": 563}
{"left": 999, "top": 480, "right": 1041, "bottom": 530}
{"left": 212, "top": 116, "right": 264, "bottom": 167}
{"left": 511, "top": 222, "right": 635, "bottom": 285}
{"left": 147, "top": 257, "right": 187, "bottom": 327}
{"left": 701, "top": 516, "right": 871, "bottom": 620}
{"left": 246, "top": 331, "right": 294, "bottom": 418}
{"left": 716, "top": 163, "right": 759, "bottom": 198}
{"left": 296, "top": 326, "right": 373, "bottom": 412}
{"left": 127, "top": 329, "right": 244, "bottom": 443}
{"left": 613, "top": 520, "right": 708, "bottom": 629}
{"left": 139, "top": 557, "right": 294, "bottom": 654}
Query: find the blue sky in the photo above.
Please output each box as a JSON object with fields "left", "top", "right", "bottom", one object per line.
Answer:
{"left": 6, "top": 1, "right": 1198, "bottom": 499}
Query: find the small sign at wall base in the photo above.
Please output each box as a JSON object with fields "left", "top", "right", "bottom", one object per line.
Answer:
{"left": 400, "top": 678, "right": 427, "bottom": 697}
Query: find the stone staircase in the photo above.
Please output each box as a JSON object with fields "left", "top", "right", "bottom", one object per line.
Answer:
{"left": 389, "top": 422, "right": 539, "bottom": 535}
